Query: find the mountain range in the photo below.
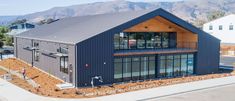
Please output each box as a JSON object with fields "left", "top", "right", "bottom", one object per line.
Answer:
{"left": 1, "top": 0, "right": 235, "bottom": 26}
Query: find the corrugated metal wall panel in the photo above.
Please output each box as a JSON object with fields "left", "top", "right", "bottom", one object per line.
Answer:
{"left": 16, "top": 37, "right": 33, "bottom": 64}
{"left": 15, "top": 37, "right": 77, "bottom": 85}
{"left": 196, "top": 32, "right": 220, "bottom": 74}
{"left": 76, "top": 31, "right": 114, "bottom": 87}
{"left": 75, "top": 12, "right": 221, "bottom": 87}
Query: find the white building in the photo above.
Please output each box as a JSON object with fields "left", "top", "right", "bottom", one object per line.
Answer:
{"left": 6, "top": 23, "right": 35, "bottom": 36}
{"left": 203, "top": 14, "right": 235, "bottom": 56}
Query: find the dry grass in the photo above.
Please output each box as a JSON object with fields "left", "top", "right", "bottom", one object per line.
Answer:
{"left": 0, "top": 58, "right": 234, "bottom": 98}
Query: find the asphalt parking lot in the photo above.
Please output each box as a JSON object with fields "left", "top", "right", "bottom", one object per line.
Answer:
{"left": 220, "top": 56, "right": 235, "bottom": 66}
{"left": 148, "top": 84, "right": 235, "bottom": 101}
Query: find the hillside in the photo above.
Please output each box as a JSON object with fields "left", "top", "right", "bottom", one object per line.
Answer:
{"left": 2, "top": 0, "right": 235, "bottom": 26}
{"left": 0, "top": 16, "right": 19, "bottom": 26}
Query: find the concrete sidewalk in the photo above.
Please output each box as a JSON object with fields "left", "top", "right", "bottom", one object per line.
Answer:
{"left": 1, "top": 76, "right": 235, "bottom": 101}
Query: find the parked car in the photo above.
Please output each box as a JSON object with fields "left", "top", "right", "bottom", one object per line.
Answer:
{"left": 0, "top": 46, "right": 14, "bottom": 54}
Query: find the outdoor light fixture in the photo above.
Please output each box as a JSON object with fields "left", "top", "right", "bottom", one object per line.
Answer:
{"left": 91, "top": 76, "right": 103, "bottom": 88}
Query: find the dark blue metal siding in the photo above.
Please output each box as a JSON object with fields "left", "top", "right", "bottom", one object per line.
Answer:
{"left": 76, "top": 31, "right": 114, "bottom": 87}
{"left": 196, "top": 32, "right": 220, "bottom": 74}
{"left": 75, "top": 13, "right": 157, "bottom": 87}
{"left": 75, "top": 9, "right": 221, "bottom": 87}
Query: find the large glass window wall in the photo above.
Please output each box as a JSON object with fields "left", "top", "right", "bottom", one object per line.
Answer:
{"left": 158, "top": 54, "right": 195, "bottom": 78}
{"left": 114, "top": 32, "right": 176, "bottom": 50}
{"left": 114, "top": 55, "right": 156, "bottom": 82}
{"left": 114, "top": 53, "right": 194, "bottom": 83}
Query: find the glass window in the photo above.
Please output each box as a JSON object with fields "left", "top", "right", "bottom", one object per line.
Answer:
{"left": 141, "top": 57, "right": 148, "bottom": 79}
{"left": 159, "top": 56, "right": 166, "bottom": 77}
{"left": 33, "top": 42, "right": 40, "bottom": 62}
{"left": 132, "top": 57, "right": 140, "bottom": 80}
{"left": 33, "top": 42, "right": 39, "bottom": 47}
{"left": 114, "top": 58, "right": 122, "bottom": 63}
{"left": 166, "top": 55, "right": 173, "bottom": 77}
{"left": 149, "top": 56, "right": 155, "bottom": 61}
{"left": 181, "top": 55, "right": 187, "bottom": 76}
{"left": 114, "top": 33, "right": 120, "bottom": 50}
{"left": 114, "top": 32, "right": 177, "bottom": 50}
{"left": 157, "top": 54, "right": 194, "bottom": 78}
{"left": 129, "top": 33, "right": 137, "bottom": 49}
{"left": 174, "top": 55, "right": 181, "bottom": 76}
{"left": 229, "top": 25, "right": 233, "bottom": 30}
{"left": 114, "top": 56, "right": 157, "bottom": 82}
{"left": 188, "top": 54, "right": 194, "bottom": 58}
{"left": 160, "top": 55, "right": 166, "bottom": 59}
{"left": 64, "top": 57, "right": 68, "bottom": 73}
{"left": 34, "top": 51, "right": 40, "bottom": 61}
{"left": 209, "top": 25, "right": 213, "bottom": 30}
{"left": 187, "top": 54, "right": 194, "bottom": 75}
{"left": 60, "top": 57, "right": 68, "bottom": 74}
{"left": 154, "top": 33, "right": 162, "bottom": 48}
{"left": 114, "top": 58, "right": 123, "bottom": 82}
{"left": 120, "top": 32, "right": 128, "bottom": 49}
{"left": 60, "top": 58, "right": 64, "bottom": 69}
{"left": 219, "top": 25, "right": 223, "bottom": 30}
{"left": 123, "top": 58, "right": 131, "bottom": 81}
{"left": 136, "top": 33, "right": 145, "bottom": 49}
{"left": 146, "top": 33, "right": 155, "bottom": 49}
{"left": 57, "top": 47, "right": 69, "bottom": 74}
{"left": 58, "top": 47, "right": 68, "bottom": 54}
{"left": 169, "top": 33, "right": 177, "bottom": 48}
{"left": 149, "top": 56, "right": 155, "bottom": 79}
{"left": 161, "top": 33, "right": 169, "bottom": 48}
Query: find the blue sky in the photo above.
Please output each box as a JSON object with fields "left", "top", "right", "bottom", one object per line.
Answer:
{"left": 0, "top": 0, "right": 183, "bottom": 16}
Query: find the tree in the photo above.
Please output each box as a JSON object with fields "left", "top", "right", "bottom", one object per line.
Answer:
{"left": 0, "top": 41, "right": 4, "bottom": 48}
{"left": 11, "top": 19, "right": 27, "bottom": 25}
{"left": 207, "top": 11, "right": 225, "bottom": 21}
{"left": 0, "top": 27, "right": 8, "bottom": 33}
{"left": 194, "top": 19, "right": 207, "bottom": 29}
{"left": 0, "top": 26, "right": 12, "bottom": 46}
{"left": 37, "top": 18, "right": 59, "bottom": 25}
{"left": 0, "top": 33, "right": 5, "bottom": 40}
{"left": 5, "top": 35, "right": 13, "bottom": 46}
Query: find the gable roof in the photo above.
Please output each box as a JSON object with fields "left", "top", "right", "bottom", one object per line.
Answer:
{"left": 16, "top": 8, "right": 219, "bottom": 44}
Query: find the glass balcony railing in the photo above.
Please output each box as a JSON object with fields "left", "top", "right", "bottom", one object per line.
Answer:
{"left": 114, "top": 42, "right": 198, "bottom": 56}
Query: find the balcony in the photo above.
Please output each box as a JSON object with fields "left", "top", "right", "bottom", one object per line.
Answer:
{"left": 114, "top": 42, "right": 197, "bottom": 56}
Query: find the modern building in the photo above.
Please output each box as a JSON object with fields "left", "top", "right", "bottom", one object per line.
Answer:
{"left": 203, "top": 14, "right": 235, "bottom": 56}
{"left": 7, "top": 23, "right": 35, "bottom": 36}
{"left": 14, "top": 8, "right": 220, "bottom": 87}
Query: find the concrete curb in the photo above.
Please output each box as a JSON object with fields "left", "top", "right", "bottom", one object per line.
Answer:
{"left": 1, "top": 73, "right": 235, "bottom": 101}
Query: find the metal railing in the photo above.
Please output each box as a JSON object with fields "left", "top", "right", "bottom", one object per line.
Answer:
{"left": 114, "top": 42, "right": 198, "bottom": 56}
{"left": 114, "top": 42, "right": 198, "bottom": 52}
